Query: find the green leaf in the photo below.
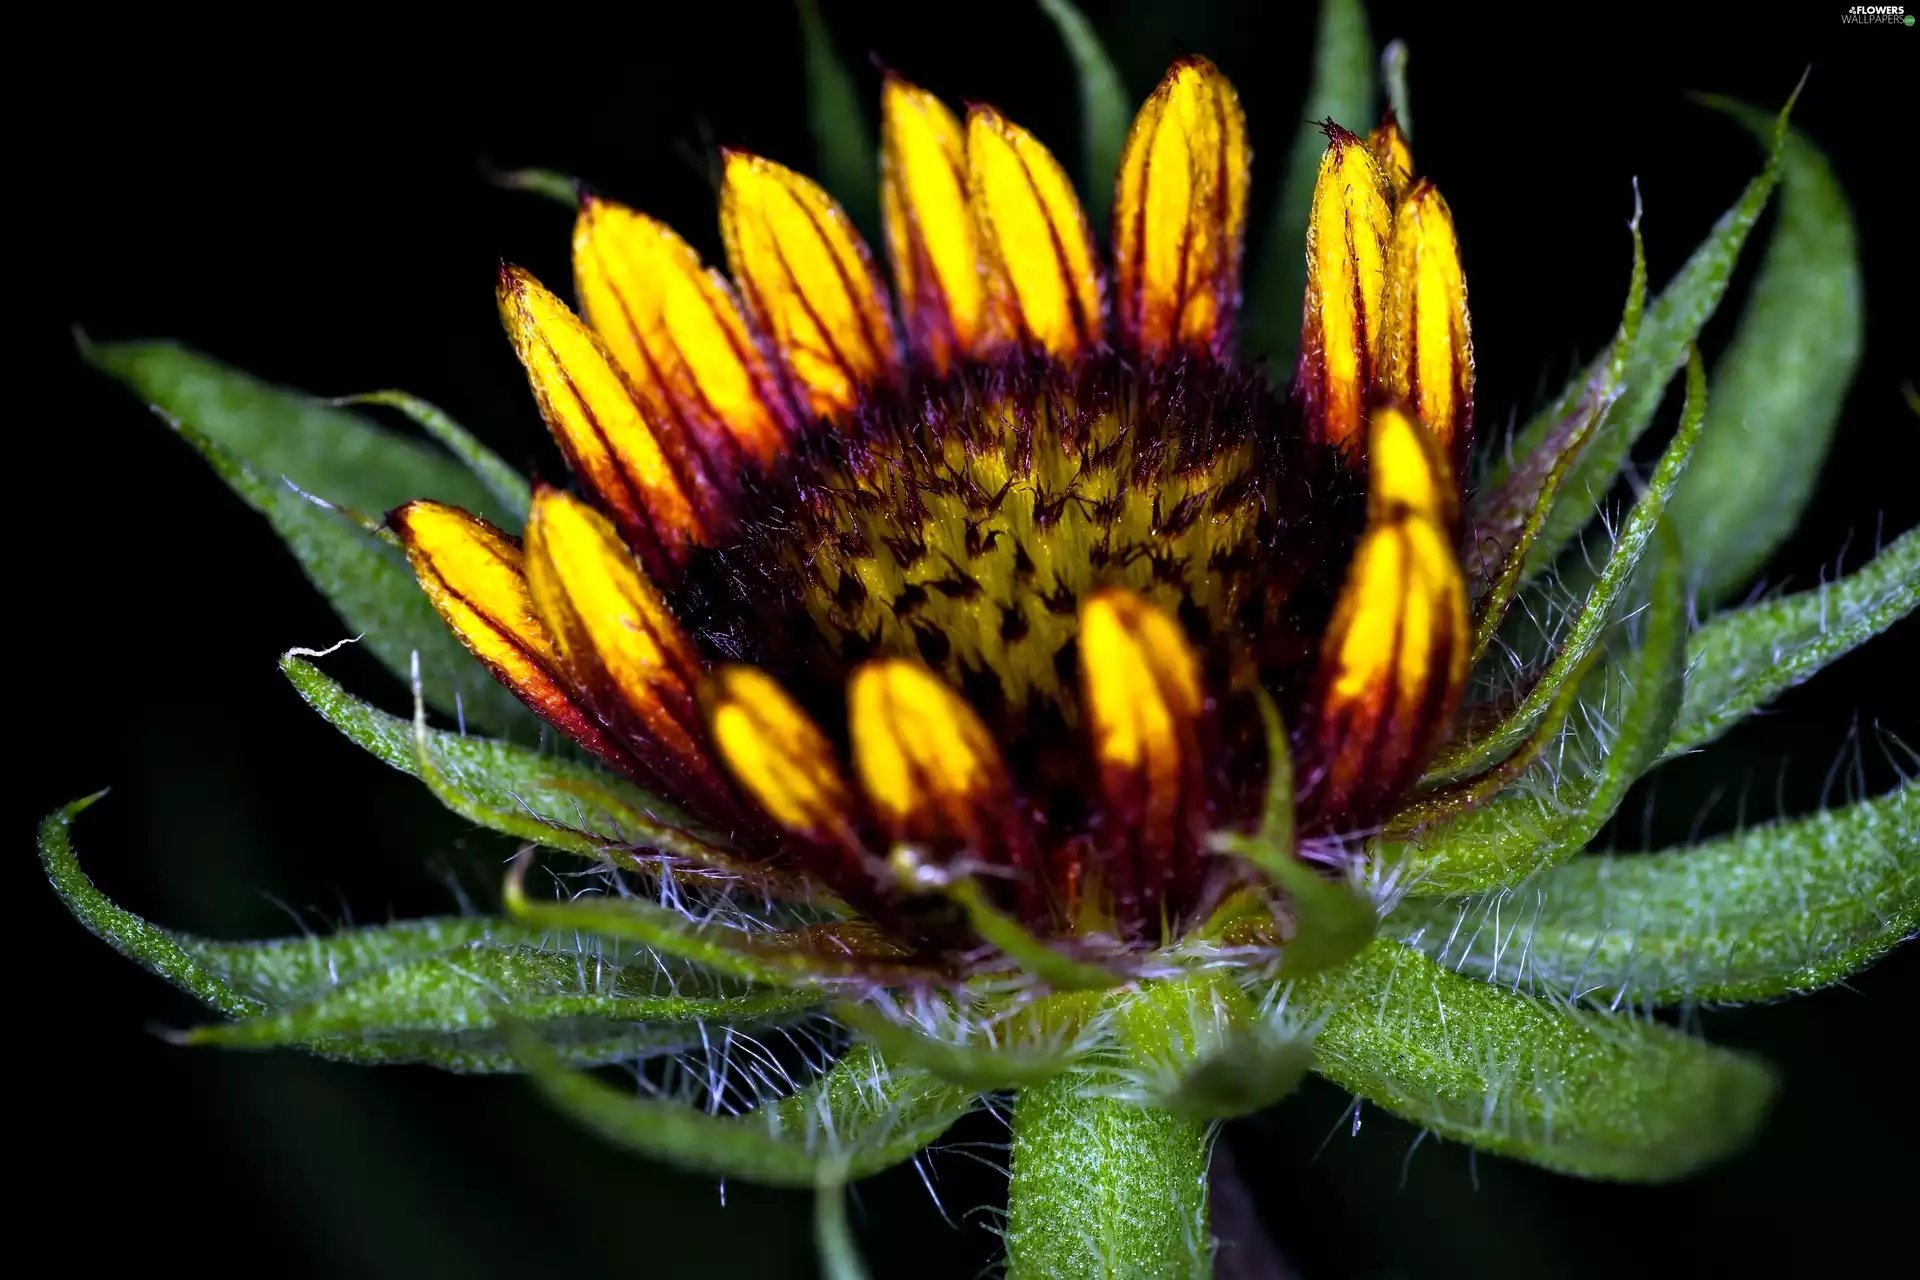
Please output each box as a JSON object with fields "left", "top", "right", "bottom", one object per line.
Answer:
{"left": 39, "top": 795, "right": 808, "bottom": 1072}
{"left": 942, "top": 876, "right": 1124, "bottom": 991}
{"left": 1665, "top": 528, "right": 1920, "bottom": 758}
{"left": 1380, "top": 39, "right": 1411, "bottom": 139}
{"left": 338, "top": 390, "right": 533, "bottom": 527}
{"left": 1037, "top": 0, "right": 1128, "bottom": 231}
{"left": 1243, "top": 0, "right": 1373, "bottom": 369}
{"left": 85, "top": 339, "right": 532, "bottom": 735}
{"left": 1433, "top": 349, "right": 1705, "bottom": 779}
{"left": 1390, "top": 782, "right": 1919, "bottom": 1007}
{"left": 798, "top": 0, "right": 878, "bottom": 242}
{"left": 836, "top": 991, "right": 1096, "bottom": 1091}
{"left": 1111, "top": 974, "right": 1313, "bottom": 1120}
{"left": 282, "top": 654, "right": 710, "bottom": 862}
{"left": 1294, "top": 939, "right": 1776, "bottom": 1181}
{"left": 1392, "top": 521, "right": 1688, "bottom": 896}
{"left": 515, "top": 1037, "right": 977, "bottom": 1188}
{"left": 814, "top": 1179, "right": 873, "bottom": 1280}
{"left": 487, "top": 164, "right": 583, "bottom": 208}
{"left": 1492, "top": 91, "right": 1797, "bottom": 572}
{"left": 1667, "top": 112, "right": 1862, "bottom": 604}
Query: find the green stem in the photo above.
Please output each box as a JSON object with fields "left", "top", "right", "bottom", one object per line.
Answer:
{"left": 1006, "top": 1075, "right": 1214, "bottom": 1279}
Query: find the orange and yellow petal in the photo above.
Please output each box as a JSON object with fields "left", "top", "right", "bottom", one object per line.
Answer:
{"left": 1079, "top": 589, "right": 1207, "bottom": 909}
{"left": 389, "top": 500, "right": 629, "bottom": 767}
{"left": 1112, "top": 56, "right": 1250, "bottom": 361}
{"left": 967, "top": 105, "right": 1104, "bottom": 362}
{"left": 848, "top": 658, "right": 1013, "bottom": 856}
{"left": 1367, "top": 113, "right": 1414, "bottom": 200}
{"left": 881, "top": 75, "right": 993, "bottom": 376}
{"left": 1313, "top": 411, "right": 1469, "bottom": 817}
{"left": 522, "top": 487, "right": 725, "bottom": 801}
{"left": 1296, "top": 125, "right": 1393, "bottom": 454}
{"left": 573, "top": 196, "right": 793, "bottom": 469}
{"left": 1379, "top": 181, "right": 1474, "bottom": 470}
{"left": 706, "top": 665, "right": 856, "bottom": 844}
{"left": 498, "top": 266, "right": 713, "bottom": 574}
{"left": 719, "top": 151, "right": 902, "bottom": 424}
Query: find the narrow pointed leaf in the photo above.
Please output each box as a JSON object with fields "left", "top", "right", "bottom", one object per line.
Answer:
{"left": 1037, "top": 0, "right": 1127, "bottom": 229}
{"left": 1665, "top": 528, "right": 1920, "bottom": 758}
{"left": 1112, "top": 973, "right": 1313, "bottom": 1119}
{"left": 798, "top": 0, "right": 878, "bottom": 242}
{"left": 1380, "top": 39, "right": 1411, "bottom": 139}
{"left": 836, "top": 991, "right": 1098, "bottom": 1090}
{"left": 1434, "top": 351, "right": 1704, "bottom": 779}
{"left": 85, "top": 339, "right": 532, "bottom": 734}
{"left": 340, "top": 390, "right": 533, "bottom": 524}
{"left": 815, "top": 1179, "right": 873, "bottom": 1280}
{"left": 515, "top": 1037, "right": 976, "bottom": 1187}
{"left": 1489, "top": 92, "right": 1795, "bottom": 571}
{"left": 1294, "top": 939, "right": 1776, "bottom": 1181}
{"left": 1668, "top": 111, "right": 1861, "bottom": 604}
{"left": 489, "top": 165, "right": 584, "bottom": 208}
{"left": 1391, "top": 782, "right": 1918, "bottom": 1007}
{"left": 1393, "top": 523, "right": 1688, "bottom": 896}
{"left": 1243, "top": 0, "right": 1373, "bottom": 368}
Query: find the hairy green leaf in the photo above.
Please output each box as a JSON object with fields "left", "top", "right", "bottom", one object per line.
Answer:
{"left": 1394, "top": 522, "right": 1688, "bottom": 896}
{"left": 1295, "top": 940, "right": 1776, "bottom": 1181}
{"left": 1492, "top": 91, "right": 1796, "bottom": 572}
{"left": 1037, "top": 0, "right": 1128, "bottom": 230}
{"left": 516, "top": 1038, "right": 976, "bottom": 1188}
{"left": 1668, "top": 112, "right": 1862, "bottom": 604}
{"left": 836, "top": 990, "right": 1098, "bottom": 1091}
{"left": 1666, "top": 527, "right": 1918, "bottom": 759}
{"left": 815, "top": 1178, "right": 873, "bottom": 1280}
{"left": 1112, "top": 974, "right": 1313, "bottom": 1120}
{"left": 1243, "top": 0, "right": 1373, "bottom": 369}
{"left": 798, "top": 0, "right": 877, "bottom": 241}
{"left": 339, "top": 390, "right": 533, "bottom": 526}
{"left": 86, "top": 339, "right": 531, "bottom": 734}
{"left": 1435, "top": 350, "right": 1704, "bottom": 779}
{"left": 1391, "top": 782, "right": 1918, "bottom": 1007}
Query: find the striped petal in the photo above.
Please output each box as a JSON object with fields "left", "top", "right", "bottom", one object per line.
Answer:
{"left": 1368, "top": 113, "right": 1413, "bottom": 200}
{"left": 719, "top": 151, "right": 902, "bottom": 424}
{"left": 1312, "top": 409, "right": 1469, "bottom": 818}
{"left": 706, "top": 665, "right": 856, "bottom": 847}
{"left": 522, "top": 487, "right": 728, "bottom": 808}
{"left": 967, "top": 105, "right": 1104, "bottom": 362}
{"left": 1379, "top": 181, "right": 1475, "bottom": 473}
{"left": 388, "top": 500, "right": 630, "bottom": 768}
{"left": 848, "top": 659, "right": 1016, "bottom": 861}
{"left": 498, "top": 266, "right": 716, "bottom": 576}
{"left": 881, "top": 74, "right": 993, "bottom": 375}
{"left": 573, "top": 196, "right": 794, "bottom": 471}
{"left": 1079, "top": 589, "right": 1208, "bottom": 920}
{"left": 1112, "top": 56, "right": 1250, "bottom": 362}
{"left": 1295, "top": 125, "right": 1393, "bottom": 455}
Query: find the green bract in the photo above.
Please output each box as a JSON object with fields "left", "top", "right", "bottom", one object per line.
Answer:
{"left": 50, "top": 3, "right": 1907, "bottom": 1277}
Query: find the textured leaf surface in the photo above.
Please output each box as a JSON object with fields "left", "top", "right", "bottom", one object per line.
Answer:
{"left": 1390, "top": 782, "right": 1918, "bottom": 1006}
{"left": 1295, "top": 940, "right": 1776, "bottom": 1181}
{"left": 1243, "top": 0, "right": 1373, "bottom": 369}
{"left": 1038, "top": 0, "right": 1127, "bottom": 231}
{"left": 1665, "top": 528, "right": 1918, "bottom": 758}
{"left": 517, "top": 1038, "right": 976, "bottom": 1187}
{"left": 1112, "top": 973, "right": 1313, "bottom": 1120}
{"left": 341, "top": 390, "right": 533, "bottom": 526}
{"left": 1394, "top": 525, "right": 1688, "bottom": 896}
{"left": 1668, "top": 111, "right": 1862, "bottom": 604}
{"left": 87, "top": 340, "right": 530, "bottom": 735}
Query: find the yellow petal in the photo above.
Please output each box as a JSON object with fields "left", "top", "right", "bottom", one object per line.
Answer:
{"left": 881, "top": 75, "right": 993, "bottom": 375}
{"left": 573, "top": 196, "right": 793, "bottom": 470}
{"left": 1314, "top": 505, "right": 1468, "bottom": 818}
{"left": 1365, "top": 402, "right": 1458, "bottom": 529}
{"left": 967, "top": 105, "right": 1104, "bottom": 361}
{"left": 389, "top": 500, "right": 628, "bottom": 767}
{"left": 1379, "top": 181, "right": 1474, "bottom": 468}
{"left": 522, "top": 487, "right": 723, "bottom": 801}
{"left": 1367, "top": 114, "right": 1414, "bottom": 200}
{"left": 719, "top": 151, "right": 901, "bottom": 424}
{"left": 1297, "top": 125, "right": 1393, "bottom": 454}
{"left": 1112, "top": 56, "right": 1250, "bottom": 361}
{"left": 706, "top": 665, "right": 855, "bottom": 843}
{"left": 498, "top": 266, "right": 713, "bottom": 573}
{"left": 1079, "top": 589, "right": 1207, "bottom": 908}
{"left": 848, "top": 658, "right": 1010, "bottom": 851}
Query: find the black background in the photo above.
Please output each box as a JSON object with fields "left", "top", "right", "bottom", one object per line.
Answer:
{"left": 25, "top": 1, "right": 1917, "bottom": 1275}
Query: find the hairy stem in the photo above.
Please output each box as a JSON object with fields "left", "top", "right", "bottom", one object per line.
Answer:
{"left": 1006, "top": 1075, "right": 1214, "bottom": 1279}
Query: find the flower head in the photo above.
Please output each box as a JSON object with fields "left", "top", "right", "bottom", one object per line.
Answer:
{"left": 395, "top": 57, "right": 1486, "bottom": 964}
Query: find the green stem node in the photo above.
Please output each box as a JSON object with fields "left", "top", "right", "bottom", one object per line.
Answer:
{"left": 1006, "top": 1075, "right": 1214, "bottom": 1279}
